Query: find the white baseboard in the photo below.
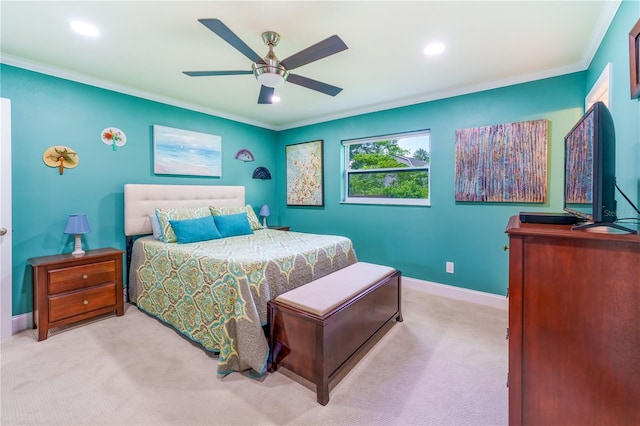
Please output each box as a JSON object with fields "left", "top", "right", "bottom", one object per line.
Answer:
{"left": 9, "top": 277, "right": 506, "bottom": 335}
{"left": 402, "top": 276, "right": 508, "bottom": 310}
{"left": 12, "top": 312, "right": 32, "bottom": 335}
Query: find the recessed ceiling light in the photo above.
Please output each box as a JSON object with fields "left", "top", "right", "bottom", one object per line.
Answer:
{"left": 424, "top": 42, "right": 445, "bottom": 56}
{"left": 271, "top": 95, "right": 281, "bottom": 103}
{"left": 70, "top": 21, "right": 100, "bottom": 37}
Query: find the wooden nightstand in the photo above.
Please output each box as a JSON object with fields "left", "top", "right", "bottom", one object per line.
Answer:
{"left": 268, "top": 226, "right": 290, "bottom": 231}
{"left": 28, "top": 247, "right": 124, "bottom": 341}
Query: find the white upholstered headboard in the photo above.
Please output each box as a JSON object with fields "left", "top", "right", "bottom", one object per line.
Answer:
{"left": 124, "top": 184, "right": 245, "bottom": 237}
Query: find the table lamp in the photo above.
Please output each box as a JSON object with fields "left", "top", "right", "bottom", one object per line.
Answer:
{"left": 64, "top": 214, "right": 91, "bottom": 256}
{"left": 259, "top": 205, "right": 270, "bottom": 228}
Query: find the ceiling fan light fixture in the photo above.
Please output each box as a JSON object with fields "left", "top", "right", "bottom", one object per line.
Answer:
{"left": 252, "top": 62, "right": 289, "bottom": 88}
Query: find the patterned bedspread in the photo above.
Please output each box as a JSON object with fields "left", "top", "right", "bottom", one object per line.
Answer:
{"left": 129, "top": 229, "right": 357, "bottom": 375}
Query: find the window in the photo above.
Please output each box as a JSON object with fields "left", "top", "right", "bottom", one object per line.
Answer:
{"left": 343, "top": 130, "right": 430, "bottom": 206}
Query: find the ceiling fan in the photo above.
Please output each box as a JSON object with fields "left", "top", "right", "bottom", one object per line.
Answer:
{"left": 183, "top": 19, "right": 348, "bottom": 104}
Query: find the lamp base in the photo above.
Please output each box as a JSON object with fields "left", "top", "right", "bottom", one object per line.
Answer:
{"left": 262, "top": 217, "right": 268, "bottom": 228}
{"left": 72, "top": 234, "right": 85, "bottom": 257}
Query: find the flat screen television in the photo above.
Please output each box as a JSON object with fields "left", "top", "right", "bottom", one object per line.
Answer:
{"left": 563, "top": 101, "right": 635, "bottom": 233}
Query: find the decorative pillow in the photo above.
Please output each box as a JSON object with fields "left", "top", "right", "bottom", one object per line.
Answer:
{"left": 210, "top": 204, "right": 261, "bottom": 231}
{"left": 149, "top": 215, "right": 162, "bottom": 240}
{"left": 155, "top": 206, "right": 211, "bottom": 243}
{"left": 169, "top": 216, "right": 222, "bottom": 244}
{"left": 213, "top": 213, "right": 254, "bottom": 238}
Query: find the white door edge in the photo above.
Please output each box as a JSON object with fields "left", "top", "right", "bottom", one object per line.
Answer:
{"left": 1, "top": 97, "right": 13, "bottom": 339}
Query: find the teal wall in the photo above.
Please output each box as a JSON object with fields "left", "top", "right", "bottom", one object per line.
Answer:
{"left": 3, "top": 0, "right": 639, "bottom": 316}
{"left": 276, "top": 0, "right": 639, "bottom": 296}
{"left": 587, "top": 0, "right": 640, "bottom": 215}
{"left": 276, "top": 74, "right": 586, "bottom": 296}
{"left": 1, "top": 65, "right": 278, "bottom": 315}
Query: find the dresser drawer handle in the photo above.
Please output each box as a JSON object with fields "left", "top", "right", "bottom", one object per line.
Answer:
{"left": 83, "top": 300, "right": 89, "bottom": 305}
{"left": 82, "top": 274, "right": 88, "bottom": 280}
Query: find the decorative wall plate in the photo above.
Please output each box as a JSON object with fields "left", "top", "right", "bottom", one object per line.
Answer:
{"left": 43, "top": 146, "right": 78, "bottom": 175}
{"left": 252, "top": 166, "right": 272, "bottom": 180}
{"left": 235, "top": 148, "right": 255, "bottom": 162}
{"left": 101, "top": 127, "right": 126, "bottom": 150}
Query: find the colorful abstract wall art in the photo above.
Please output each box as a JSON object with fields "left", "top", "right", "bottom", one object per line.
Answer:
{"left": 454, "top": 119, "right": 548, "bottom": 202}
{"left": 286, "top": 140, "right": 324, "bottom": 206}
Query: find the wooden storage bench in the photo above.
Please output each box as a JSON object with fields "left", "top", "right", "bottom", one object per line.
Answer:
{"left": 267, "top": 262, "right": 402, "bottom": 405}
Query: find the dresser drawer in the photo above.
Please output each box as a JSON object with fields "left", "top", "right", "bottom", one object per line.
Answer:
{"left": 48, "top": 283, "right": 117, "bottom": 322}
{"left": 48, "top": 260, "right": 116, "bottom": 294}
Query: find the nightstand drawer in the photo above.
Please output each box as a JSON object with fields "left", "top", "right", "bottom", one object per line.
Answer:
{"left": 48, "top": 283, "right": 117, "bottom": 322}
{"left": 48, "top": 260, "right": 117, "bottom": 294}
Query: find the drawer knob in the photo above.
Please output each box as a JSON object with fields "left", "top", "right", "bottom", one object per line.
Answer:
{"left": 83, "top": 300, "right": 89, "bottom": 305}
{"left": 82, "top": 274, "right": 88, "bottom": 279}
{"left": 503, "top": 244, "right": 509, "bottom": 252}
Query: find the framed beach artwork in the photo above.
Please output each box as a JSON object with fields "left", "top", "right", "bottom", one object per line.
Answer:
{"left": 153, "top": 125, "right": 222, "bottom": 177}
{"left": 286, "top": 140, "right": 324, "bottom": 206}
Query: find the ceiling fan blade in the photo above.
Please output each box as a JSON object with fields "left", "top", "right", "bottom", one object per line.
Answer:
{"left": 287, "top": 74, "right": 343, "bottom": 96}
{"left": 281, "top": 35, "right": 348, "bottom": 70}
{"left": 258, "top": 86, "right": 275, "bottom": 104}
{"left": 183, "top": 70, "right": 253, "bottom": 77}
{"left": 198, "top": 18, "right": 265, "bottom": 64}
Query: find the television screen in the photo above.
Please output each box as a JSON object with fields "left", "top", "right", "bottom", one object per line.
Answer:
{"left": 564, "top": 108, "right": 595, "bottom": 220}
{"left": 563, "top": 101, "right": 636, "bottom": 233}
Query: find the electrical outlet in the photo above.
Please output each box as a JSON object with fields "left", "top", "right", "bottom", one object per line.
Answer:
{"left": 446, "top": 261, "right": 454, "bottom": 273}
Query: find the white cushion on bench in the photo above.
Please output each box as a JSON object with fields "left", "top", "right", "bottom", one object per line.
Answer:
{"left": 275, "top": 262, "right": 396, "bottom": 316}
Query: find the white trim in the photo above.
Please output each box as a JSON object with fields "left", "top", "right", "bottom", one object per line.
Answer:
{"left": 7, "top": 277, "right": 507, "bottom": 334}
{"left": 342, "top": 129, "right": 431, "bottom": 145}
{"left": 341, "top": 198, "right": 430, "bottom": 206}
{"left": 0, "top": 98, "right": 12, "bottom": 340}
{"left": 1, "top": 0, "right": 621, "bottom": 136}
{"left": 280, "top": 62, "right": 585, "bottom": 131}
{"left": 282, "top": 0, "right": 621, "bottom": 132}
{"left": 580, "top": 1, "right": 622, "bottom": 71}
{"left": 585, "top": 62, "right": 612, "bottom": 111}
{"left": 12, "top": 312, "right": 32, "bottom": 335}
{"left": 0, "top": 54, "right": 278, "bottom": 131}
{"left": 402, "top": 276, "right": 508, "bottom": 311}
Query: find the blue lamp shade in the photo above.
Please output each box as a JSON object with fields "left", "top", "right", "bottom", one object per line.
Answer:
{"left": 64, "top": 214, "right": 91, "bottom": 256}
{"left": 259, "top": 205, "right": 270, "bottom": 228}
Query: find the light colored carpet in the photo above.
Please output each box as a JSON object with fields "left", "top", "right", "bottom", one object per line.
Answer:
{"left": 1, "top": 287, "right": 508, "bottom": 425}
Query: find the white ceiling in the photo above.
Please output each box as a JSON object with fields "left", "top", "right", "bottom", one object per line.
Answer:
{"left": 0, "top": 1, "right": 620, "bottom": 130}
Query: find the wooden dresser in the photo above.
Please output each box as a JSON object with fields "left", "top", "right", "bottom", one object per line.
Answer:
{"left": 29, "top": 247, "right": 124, "bottom": 341}
{"left": 505, "top": 216, "right": 639, "bottom": 425}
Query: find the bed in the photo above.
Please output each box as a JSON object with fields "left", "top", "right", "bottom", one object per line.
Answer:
{"left": 124, "top": 184, "right": 357, "bottom": 376}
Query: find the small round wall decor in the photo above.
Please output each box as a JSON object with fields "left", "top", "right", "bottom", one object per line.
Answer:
{"left": 235, "top": 148, "right": 255, "bottom": 162}
{"left": 43, "top": 146, "right": 79, "bottom": 175}
{"left": 101, "top": 127, "right": 127, "bottom": 150}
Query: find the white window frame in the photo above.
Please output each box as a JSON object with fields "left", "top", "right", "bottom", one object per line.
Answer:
{"left": 342, "top": 130, "right": 431, "bottom": 206}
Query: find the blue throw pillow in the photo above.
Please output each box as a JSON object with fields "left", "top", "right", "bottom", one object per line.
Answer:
{"left": 169, "top": 215, "right": 222, "bottom": 244}
{"left": 149, "top": 215, "right": 162, "bottom": 240}
{"left": 214, "top": 212, "right": 254, "bottom": 238}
